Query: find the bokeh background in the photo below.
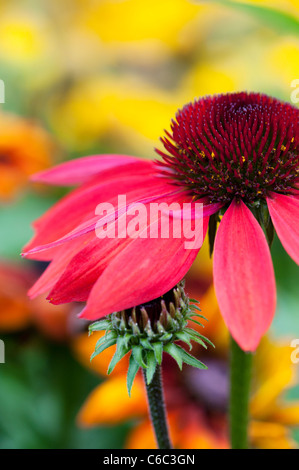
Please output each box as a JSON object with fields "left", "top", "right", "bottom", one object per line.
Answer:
{"left": 0, "top": 0, "right": 298, "bottom": 449}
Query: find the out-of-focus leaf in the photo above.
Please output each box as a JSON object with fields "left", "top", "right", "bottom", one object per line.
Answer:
{"left": 194, "top": 1, "right": 299, "bottom": 35}
{"left": 0, "top": 334, "right": 130, "bottom": 448}
{"left": 0, "top": 192, "right": 58, "bottom": 259}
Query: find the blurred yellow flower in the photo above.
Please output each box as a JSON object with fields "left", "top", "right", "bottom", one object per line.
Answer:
{"left": 76, "top": 0, "right": 201, "bottom": 53}
{"left": 0, "top": 9, "right": 53, "bottom": 64}
{"left": 49, "top": 77, "right": 181, "bottom": 155}
{"left": 267, "top": 38, "right": 299, "bottom": 89}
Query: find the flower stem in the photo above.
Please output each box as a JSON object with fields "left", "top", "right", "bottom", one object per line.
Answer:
{"left": 142, "top": 365, "right": 173, "bottom": 449}
{"left": 229, "top": 336, "right": 253, "bottom": 449}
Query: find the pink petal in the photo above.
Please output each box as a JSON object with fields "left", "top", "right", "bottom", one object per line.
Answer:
{"left": 28, "top": 233, "right": 94, "bottom": 298}
{"left": 23, "top": 161, "right": 170, "bottom": 257}
{"left": 48, "top": 229, "right": 131, "bottom": 303}
{"left": 213, "top": 199, "right": 276, "bottom": 352}
{"left": 267, "top": 192, "right": 299, "bottom": 265}
{"left": 23, "top": 186, "right": 182, "bottom": 258}
{"left": 79, "top": 194, "right": 209, "bottom": 320}
{"left": 168, "top": 199, "right": 223, "bottom": 220}
{"left": 49, "top": 191, "right": 205, "bottom": 304}
{"left": 31, "top": 154, "right": 140, "bottom": 186}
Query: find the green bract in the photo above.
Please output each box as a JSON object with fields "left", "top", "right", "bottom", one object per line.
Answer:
{"left": 89, "top": 282, "right": 214, "bottom": 396}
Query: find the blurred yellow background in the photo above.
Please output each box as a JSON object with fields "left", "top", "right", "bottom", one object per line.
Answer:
{"left": 0, "top": 0, "right": 298, "bottom": 449}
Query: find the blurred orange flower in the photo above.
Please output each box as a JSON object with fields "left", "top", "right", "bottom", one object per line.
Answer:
{"left": 0, "top": 261, "right": 34, "bottom": 331}
{"left": 0, "top": 260, "right": 73, "bottom": 340}
{"left": 0, "top": 113, "right": 55, "bottom": 200}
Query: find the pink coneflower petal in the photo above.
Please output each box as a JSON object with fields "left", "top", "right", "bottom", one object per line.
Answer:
{"left": 47, "top": 220, "right": 133, "bottom": 303}
{"left": 168, "top": 199, "right": 224, "bottom": 220}
{"left": 31, "top": 154, "right": 139, "bottom": 185}
{"left": 267, "top": 192, "right": 299, "bottom": 265}
{"left": 79, "top": 195, "right": 209, "bottom": 320}
{"left": 213, "top": 199, "right": 276, "bottom": 352}
{"left": 23, "top": 161, "right": 173, "bottom": 257}
{"left": 47, "top": 191, "right": 204, "bottom": 304}
{"left": 23, "top": 187, "right": 183, "bottom": 258}
{"left": 28, "top": 233, "right": 94, "bottom": 298}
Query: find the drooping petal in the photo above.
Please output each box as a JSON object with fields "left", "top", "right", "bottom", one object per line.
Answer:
{"left": 267, "top": 192, "right": 299, "bottom": 265}
{"left": 48, "top": 190, "right": 193, "bottom": 303}
{"left": 23, "top": 162, "right": 174, "bottom": 258}
{"left": 213, "top": 199, "right": 276, "bottom": 352}
{"left": 28, "top": 233, "right": 94, "bottom": 298}
{"left": 48, "top": 192, "right": 204, "bottom": 304}
{"left": 23, "top": 186, "right": 182, "bottom": 259}
{"left": 47, "top": 221, "right": 131, "bottom": 303}
{"left": 31, "top": 154, "right": 140, "bottom": 185}
{"left": 79, "top": 193, "right": 209, "bottom": 320}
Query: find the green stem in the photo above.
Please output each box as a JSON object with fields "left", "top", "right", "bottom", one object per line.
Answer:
{"left": 142, "top": 365, "right": 172, "bottom": 449}
{"left": 229, "top": 336, "right": 253, "bottom": 449}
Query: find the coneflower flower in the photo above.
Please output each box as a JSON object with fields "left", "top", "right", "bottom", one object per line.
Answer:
{"left": 23, "top": 92, "right": 299, "bottom": 352}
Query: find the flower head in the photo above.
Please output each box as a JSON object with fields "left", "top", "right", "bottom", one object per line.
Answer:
{"left": 157, "top": 92, "right": 299, "bottom": 204}
{"left": 23, "top": 92, "right": 299, "bottom": 352}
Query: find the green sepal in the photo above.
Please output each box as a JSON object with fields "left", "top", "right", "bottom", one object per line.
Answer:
{"left": 123, "top": 333, "right": 132, "bottom": 349}
{"left": 127, "top": 354, "right": 140, "bottom": 397}
{"left": 189, "top": 304, "right": 202, "bottom": 312}
{"left": 152, "top": 342, "right": 163, "bottom": 365}
{"left": 188, "top": 318, "right": 205, "bottom": 328}
{"left": 174, "top": 331, "right": 193, "bottom": 350}
{"left": 189, "top": 307, "right": 208, "bottom": 321}
{"left": 140, "top": 338, "right": 155, "bottom": 351}
{"left": 164, "top": 343, "right": 183, "bottom": 370}
{"left": 89, "top": 320, "right": 111, "bottom": 333}
{"left": 132, "top": 345, "right": 148, "bottom": 368}
{"left": 91, "top": 336, "right": 117, "bottom": 361}
{"left": 159, "top": 332, "right": 172, "bottom": 342}
{"left": 175, "top": 345, "right": 208, "bottom": 370}
{"left": 145, "top": 350, "right": 157, "bottom": 385}
{"left": 185, "top": 327, "right": 215, "bottom": 348}
{"left": 107, "top": 336, "right": 130, "bottom": 375}
{"left": 94, "top": 331, "right": 117, "bottom": 350}
{"left": 189, "top": 298, "right": 201, "bottom": 305}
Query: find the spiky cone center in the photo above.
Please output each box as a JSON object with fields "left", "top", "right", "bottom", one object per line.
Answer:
{"left": 111, "top": 282, "right": 188, "bottom": 341}
{"left": 157, "top": 92, "right": 299, "bottom": 206}
{"left": 89, "top": 282, "right": 213, "bottom": 394}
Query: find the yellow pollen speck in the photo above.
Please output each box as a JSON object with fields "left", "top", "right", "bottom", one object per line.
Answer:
{"left": 211, "top": 152, "right": 215, "bottom": 158}
{"left": 281, "top": 145, "right": 286, "bottom": 151}
{"left": 241, "top": 156, "right": 246, "bottom": 162}
{"left": 257, "top": 190, "right": 262, "bottom": 195}
{"left": 291, "top": 137, "right": 295, "bottom": 143}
